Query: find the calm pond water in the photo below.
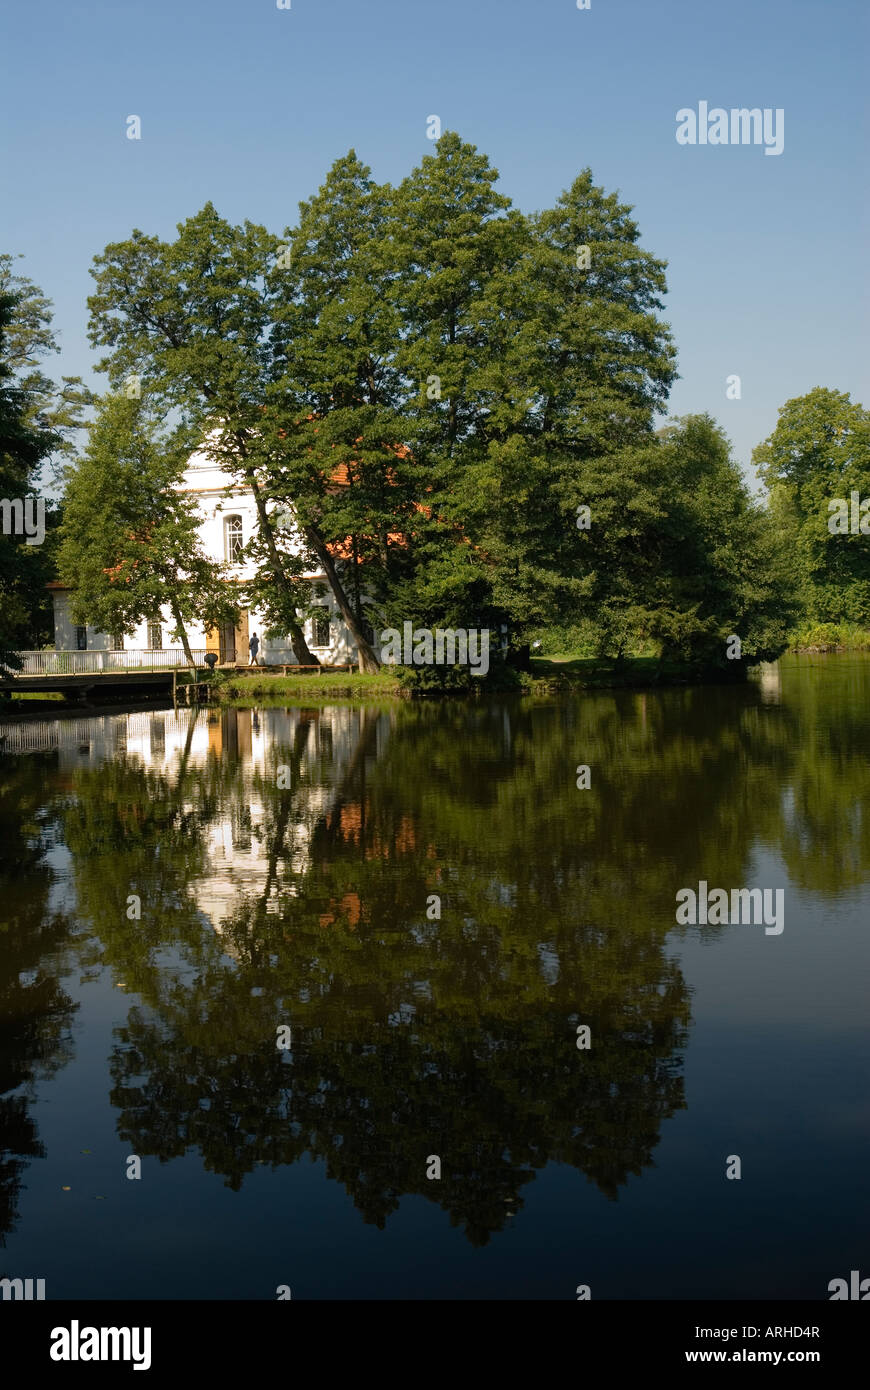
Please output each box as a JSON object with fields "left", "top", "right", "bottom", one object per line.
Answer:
{"left": 1, "top": 655, "right": 867, "bottom": 1300}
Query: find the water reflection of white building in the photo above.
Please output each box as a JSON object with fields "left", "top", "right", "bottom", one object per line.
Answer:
{"left": 0, "top": 705, "right": 368, "bottom": 769}
{"left": 755, "top": 662, "right": 782, "bottom": 704}
{"left": 1, "top": 705, "right": 390, "bottom": 935}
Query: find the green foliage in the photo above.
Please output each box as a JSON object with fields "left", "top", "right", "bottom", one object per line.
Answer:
{"left": 384, "top": 152, "right": 679, "bottom": 648}
{"left": 87, "top": 204, "right": 335, "bottom": 667}
{"left": 646, "top": 414, "right": 800, "bottom": 666}
{"left": 0, "top": 290, "right": 59, "bottom": 665}
{"left": 81, "top": 141, "right": 686, "bottom": 672}
{"left": 534, "top": 415, "right": 798, "bottom": 668}
{"left": 260, "top": 150, "right": 410, "bottom": 666}
{"left": 789, "top": 620, "right": 870, "bottom": 651}
{"left": 0, "top": 254, "right": 92, "bottom": 473}
{"left": 393, "top": 655, "right": 526, "bottom": 695}
{"left": 76, "top": 146, "right": 833, "bottom": 673}
{"left": 0, "top": 257, "right": 93, "bottom": 662}
{"left": 58, "top": 393, "right": 238, "bottom": 659}
{"left": 753, "top": 387, "right": 870, "bottom": 624}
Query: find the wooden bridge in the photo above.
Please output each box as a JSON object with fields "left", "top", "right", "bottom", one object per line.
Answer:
{"left": 0, "top": 649, "right": 206, "bottom": 703}
{"left": 1, "top": 650, "right": 356, "bottom": 706}
{"left": 0, "top": 669, "right": 178, "bottom": 698}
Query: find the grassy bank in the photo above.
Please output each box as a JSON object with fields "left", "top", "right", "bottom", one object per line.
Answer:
{"left": 189, "top": 669, "right": 403, "bottom": 702}
{"left": 181, "top": 656, "right": 745, "bottom": 704}
{"left": 787, "top": 622, "right": 870, "bottom": 652}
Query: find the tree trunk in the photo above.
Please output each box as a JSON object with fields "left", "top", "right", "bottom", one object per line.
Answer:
{"left": 196, "top": 410, "right": 320, "bottom": 666}
{"left": 169, "top": 597, "right": 196, "bottom": 669}
{"left": 303, "top": 524, "right": 382, "bottom": 672}
{"left": 351, "top": 533, "right": 362, "bottom": 620}
{"left": 239, "top": 457, "right": 320, "bottom": 666}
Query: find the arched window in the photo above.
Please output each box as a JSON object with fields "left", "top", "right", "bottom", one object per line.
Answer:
{"left": 224, "top": 515, "right": 244, "bottom": 563}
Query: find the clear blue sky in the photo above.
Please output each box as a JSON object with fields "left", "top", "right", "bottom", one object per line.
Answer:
{"left": 2, "top": 0, "right": 866, "bottom": 479}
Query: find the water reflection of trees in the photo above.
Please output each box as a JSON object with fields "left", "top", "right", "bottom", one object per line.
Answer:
{"left": 757, "top": 660, "right": 870, "bottom": 893}
{"left": 59, "top": 701, "right": 697, "bottom": 1243}
{"left": 45, "top": 662, "right": 870, "bottom": 1244}
{"left": 0, "top": 754, "right": 77, "bottom": 1247}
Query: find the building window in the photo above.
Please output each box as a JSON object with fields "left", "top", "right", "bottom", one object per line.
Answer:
{"left": 75, "top": 626, "right": 87, "bottom": 651}
{"left": 224, "top": 516, "right": 244, "bottom": 563}
{"left": 148, "top": 621, "right": 163, "bottom": 650}
{"left": 312, "top": 608, "right": 330, "bottom": 647}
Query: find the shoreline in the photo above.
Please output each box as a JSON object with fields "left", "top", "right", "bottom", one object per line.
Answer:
{"left": 0, "top": 655, "right": 802, "bottom": 720}
{"left": 4, "top": 650, "right": 868, "bottom": 722}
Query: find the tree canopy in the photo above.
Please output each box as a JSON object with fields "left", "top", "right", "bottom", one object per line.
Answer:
{"left": 56, "top": 136, "right": 805, "bottom": 671}
{"left": 0, "top": 292, "right": 57, "bottom": 664}
{"left": 753, "top": 387, "right": 870, "bottom": 626}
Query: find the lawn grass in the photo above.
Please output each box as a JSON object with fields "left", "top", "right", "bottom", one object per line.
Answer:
{"left": 204, "top": 669, "right": 403, "bottom": 702}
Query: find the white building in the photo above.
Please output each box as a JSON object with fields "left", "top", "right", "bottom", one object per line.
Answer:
{"left": 49, "top": 442, "right": 360, "bottom": 666}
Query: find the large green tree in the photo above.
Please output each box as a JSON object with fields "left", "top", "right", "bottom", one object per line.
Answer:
{"left": 0, "top": 291, "right": 58, "bottom": 665}
{"left": 81, "top": 143, "right": 801, "bottom": 676}
{"left": 86, "top": 206, "right": 321, "bottom": 665}
{"left": 260, "top": 151, "right": 412, "bottom": 671}
{"left": 58, "top": 393, "right": 238, "bottom": 663}
{"left": 753, "top": 387, "right": 870, "bottom": 625}
{"left": 381, "top": 150, "right": 682, "bottom": 658}
{"left": 0, "top": 256, "right": 93, "bottom": 661}
{"left": 379, "top": 133, "right": 531, "bottom": 649}
{"left": 647, "top": 414, "right": 800, "bottom": 667}
{"left": 0, "top": 254, "right": 91, "bottom": 470}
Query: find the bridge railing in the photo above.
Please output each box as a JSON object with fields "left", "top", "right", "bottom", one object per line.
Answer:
{"left": 6, "top": 649, "right": 208, "bottom": 676}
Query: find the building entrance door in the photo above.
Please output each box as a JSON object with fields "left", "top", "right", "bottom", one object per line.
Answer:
{"left": 218, "top": 622, "right": 236, "bottom": 664}
{"left": 235, "top": 610, "right": 250, "bottom": 664}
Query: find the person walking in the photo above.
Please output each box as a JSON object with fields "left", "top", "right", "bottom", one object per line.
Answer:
{"left": 249, "top": 631, "right": 260, "bottom": 667}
